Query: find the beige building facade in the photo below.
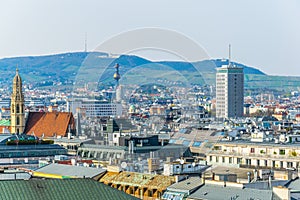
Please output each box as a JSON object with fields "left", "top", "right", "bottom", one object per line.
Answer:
{"left": 207, "top": 141, "right": 300, "bottom": 170}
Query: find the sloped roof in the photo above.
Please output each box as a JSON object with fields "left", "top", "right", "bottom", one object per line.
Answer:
{"left": 167, "top": 176, "right": 203, "bottom": 192}
{"left": 0, "top": 119, "right": 10, "bottom": 126}
{"left": 187, "top": 184, "right": 273, "bottom": 200}
{"left": 100, "top": 171, "right": 175, "bottom": 190}
{"left": 24, "top": 112, "right": 74, "bottom": 137}
{"left": 0, "top": 178, "right": 139, "bottom": 200}
{"left": 35, "top": 163, "right": 106, "bottom": 178}
{"left": 0, "top": 119, "right": 11, "bottom": 134}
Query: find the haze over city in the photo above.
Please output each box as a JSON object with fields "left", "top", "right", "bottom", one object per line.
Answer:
{"left": 0, "top": 0, "right": 299, "bottom": 76}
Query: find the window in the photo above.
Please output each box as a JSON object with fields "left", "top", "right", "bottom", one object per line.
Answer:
{"left": 246, "top": 159, "right": 251, "bottom": 165}
{"left": 229, "top": 157, "right": 232, "bottom": 164}
{"left": 250, "top": 148, "right": 255, "bottom": 153}
{"left": 16, "top": 105, "right": 20, "bottom": 113}
{"left": 279, "top": 149, "right": 285, "bottom": 155}
{"left": 237, "top": 158, "right": 242, "bottom": 164}
{"left": 16, "top": 116, "right": 20, "bottom": 125}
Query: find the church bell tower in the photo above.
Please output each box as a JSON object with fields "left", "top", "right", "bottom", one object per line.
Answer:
{"left": 11, "top": 69, "right": 25, "bottom": 134}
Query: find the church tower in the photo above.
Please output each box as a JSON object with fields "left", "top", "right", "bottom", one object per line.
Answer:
{"left": 11, "top": 69, "right": 25, "bottom": 134}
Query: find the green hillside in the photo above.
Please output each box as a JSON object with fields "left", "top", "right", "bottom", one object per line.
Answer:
{"left": 0, "top": 52, "right": 299, "bottom": 91}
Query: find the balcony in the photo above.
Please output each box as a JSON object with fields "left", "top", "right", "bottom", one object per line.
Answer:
{"left": 209, "top": 149, "right": 298, "bottom": 160}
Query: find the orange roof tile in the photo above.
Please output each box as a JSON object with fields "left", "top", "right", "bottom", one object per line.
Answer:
{"left": 24, "top": 112, "right": 75, "bottom": 138}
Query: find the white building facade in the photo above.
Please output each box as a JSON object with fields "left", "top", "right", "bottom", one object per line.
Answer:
{"left": 67, "top": 98, "right": 122, "bottom": 118}
{"left": 207, "top": 141, "right": 300, "bottom": 170}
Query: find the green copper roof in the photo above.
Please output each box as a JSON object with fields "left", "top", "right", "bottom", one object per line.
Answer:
{"left": 0, "top": 178, "right": 139, "bottom": 200}
{"left": 0, "top": 119, "right": 10, "bottom": 126}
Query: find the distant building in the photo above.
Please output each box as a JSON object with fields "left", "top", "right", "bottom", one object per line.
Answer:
{"left": 0, "top": 119, "right": 11, "bottom": 134}
{"left": 163, "top": 161, "right": 208, "bottom": 176}
{"left": 0, "top": 107, "right": 10, "bottom": 120}
{"left": 67, "top": 98, "right": 122, "bottom": 118}
{"left": 207, "top": 140, "right": 300, "bottom": 170}
{"left": 0, "top": 134, "right": 67, "bottom": 167}
{"left": 216, "top": 59, "right": 244, "bottom": 119}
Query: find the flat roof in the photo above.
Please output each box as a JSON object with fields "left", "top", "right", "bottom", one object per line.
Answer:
{"left": 35, "top": 163, "right": 106, "bottom": 178}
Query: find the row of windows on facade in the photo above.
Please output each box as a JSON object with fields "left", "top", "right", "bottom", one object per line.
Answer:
{"left": 209, "top": 156, "right": 296, "bottom": 168}
{"left": 0, "top": 150, "right": 66, "bottom": 158}
{"left": 87, "top": 108, "right": 117, "bottom": 111}
{"left": 83, "top": 105, "right": 118, "bottom": 108}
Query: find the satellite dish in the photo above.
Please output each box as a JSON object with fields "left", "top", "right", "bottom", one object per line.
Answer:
{"left": 121, "top": 162, "right": 127, "bottom": 169}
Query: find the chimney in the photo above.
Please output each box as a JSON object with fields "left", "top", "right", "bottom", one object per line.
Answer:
{"left": 71, "top": 158, "right": 77, "bottom": 166}
{"left": 268, "top": 174, "right": 272, "bottom": 189}
{"left": 247, "top": 172, "right": 251, "bottom": 183}
{"left": 201, "top": 173, "right": 205, "bottom": 184}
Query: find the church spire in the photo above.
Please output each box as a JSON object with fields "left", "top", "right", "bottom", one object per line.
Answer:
{"left": 11, "top": 68, "right": 25, "bottom": 134}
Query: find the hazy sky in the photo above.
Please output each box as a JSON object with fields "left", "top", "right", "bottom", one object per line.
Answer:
{"left": 0, "top": 0, "right": 299, "bottom": 76}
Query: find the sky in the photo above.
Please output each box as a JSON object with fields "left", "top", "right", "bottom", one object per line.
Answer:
{"left": 0, "top": 0, "right": 299, "bottom": 76}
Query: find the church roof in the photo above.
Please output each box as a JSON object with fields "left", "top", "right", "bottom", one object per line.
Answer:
{"left": 24, "top": 112, "right": 74, "bottom": 138}
{"left": 13, "top": 68, "right": 22, "bottom": 84}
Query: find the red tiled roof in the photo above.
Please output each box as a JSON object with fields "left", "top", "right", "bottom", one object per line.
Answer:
{"left": 0, "top": 126, "right": 11, "bottom": 134}
{"left": 24, "top": 112, "right": 75, "bottom": 138}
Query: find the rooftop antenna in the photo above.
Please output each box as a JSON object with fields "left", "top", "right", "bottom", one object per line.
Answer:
{"left": 228, "top": 44, "right": 231, "bottom": 67}
{"left": 84, "top": 32, "right": 87, "bottom": 52}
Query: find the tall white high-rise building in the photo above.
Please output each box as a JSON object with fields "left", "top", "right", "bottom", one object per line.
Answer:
{"left": 216, "top": 54, "right": 244, "bottom": 119}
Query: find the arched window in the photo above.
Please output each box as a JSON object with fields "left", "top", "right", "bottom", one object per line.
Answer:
{"left": 16, "top": 104, "right": 20, "bottom": 113}
{"left": 17, "top": 116, "right": 20, "bottom": 125}
{"left": 12, "top": 104, "right": 14, "bottom": 113}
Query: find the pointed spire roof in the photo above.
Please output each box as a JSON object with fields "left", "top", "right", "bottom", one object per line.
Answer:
{"left": 13, "top": 68, "right": 22, "bottom": 83}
